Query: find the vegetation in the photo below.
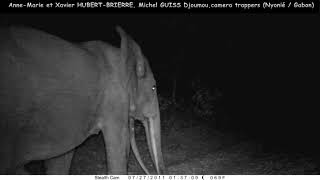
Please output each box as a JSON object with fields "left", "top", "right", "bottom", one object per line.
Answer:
{"left": 158, "top": 78, "right": 222, "bottom": 132}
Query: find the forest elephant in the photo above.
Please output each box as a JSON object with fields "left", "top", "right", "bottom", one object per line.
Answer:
{"left": 0, "top": 26, "right": 165, "bottom": 174}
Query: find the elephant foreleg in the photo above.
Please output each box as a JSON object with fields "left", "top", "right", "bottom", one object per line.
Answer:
{"left": 44, "top": 150, "right": 74, "bottom": 175}
{"left": 15, "top": 165, "right": 30, "bottom": 175}
{"left": 102, "top": 119, "right": 130, "bottom": 175}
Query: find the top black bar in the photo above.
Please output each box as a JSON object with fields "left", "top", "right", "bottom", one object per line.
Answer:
{"left": 1, "top": 0, "right": 319, "bottom": 13}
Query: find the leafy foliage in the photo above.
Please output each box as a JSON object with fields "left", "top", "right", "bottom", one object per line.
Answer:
{"left": 191, "top": 79, "right": 222, "bottom": 122}
{"left": 158, "top": 94, "right": 174, "bottom": 111}
{"left": 192, "top": 88, "right": 215, "bottom": 121}
{"left": 158, "top": 79, "right": 222, "bottom": 132}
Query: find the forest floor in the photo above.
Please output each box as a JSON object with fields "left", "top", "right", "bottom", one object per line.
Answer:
{"left": 25, "top": 110, "right": 320, "bottom": 174}
{"left": 69, "top": 122, "right": 320, "bottom": 175}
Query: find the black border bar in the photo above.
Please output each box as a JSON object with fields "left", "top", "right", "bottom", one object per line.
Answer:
{"left": 1, "top": 0, "right": 319, "bottom": 13}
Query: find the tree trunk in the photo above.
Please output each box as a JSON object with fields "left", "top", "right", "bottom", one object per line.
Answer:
{"left": 172, "top": 76, "right": 177, "bottom": 104}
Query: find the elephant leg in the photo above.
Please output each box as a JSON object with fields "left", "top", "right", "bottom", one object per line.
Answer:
{"left": 102, "top": 119, "right": 130, "bottom": 174}
{"left": 44, "top": 150, "right": 74, "bottom": 175}
{"left": 15, "top": 165, "right": 30, "bottom": 175}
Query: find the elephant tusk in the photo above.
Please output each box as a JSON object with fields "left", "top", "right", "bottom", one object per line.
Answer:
{"left": 129, "top": 118, "right": 151, "bottom": 175}
{"left": 143, "top": 115, "right": 166, "bottom": 175}
{"left": 143, "top": 120, "right": 156, "bottom": 167}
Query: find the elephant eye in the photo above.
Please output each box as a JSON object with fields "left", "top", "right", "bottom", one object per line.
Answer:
{"left": 152, "top": 85, "right": 156, "bottom": 91}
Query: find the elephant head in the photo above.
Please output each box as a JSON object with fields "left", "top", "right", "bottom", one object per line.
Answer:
{"left": 115, "top": 27, "right": 165, "bottom": 174}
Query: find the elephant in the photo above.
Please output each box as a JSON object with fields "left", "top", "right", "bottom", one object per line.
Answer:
{"left": 0, "top": 26, "right": 165, "bottom": 174}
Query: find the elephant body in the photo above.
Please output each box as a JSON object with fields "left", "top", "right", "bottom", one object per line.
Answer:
{"left": 0, "top": 27, "right": 165, "bottom": 174}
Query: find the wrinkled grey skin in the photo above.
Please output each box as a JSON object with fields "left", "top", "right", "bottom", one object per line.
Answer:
{"left": 0, "top": 26, "right": 165, "bottom": 174}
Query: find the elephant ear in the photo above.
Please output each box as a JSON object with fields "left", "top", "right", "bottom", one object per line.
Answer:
{"left": 116, "top": 26, "right": 145, "bottom": 78}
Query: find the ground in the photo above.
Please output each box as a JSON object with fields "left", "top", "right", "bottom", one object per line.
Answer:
{"left": 68, "top": 123, "right": 319, "bottom": 174}
{"left": 26, "top": 112, "right": 319, "bottom": 175}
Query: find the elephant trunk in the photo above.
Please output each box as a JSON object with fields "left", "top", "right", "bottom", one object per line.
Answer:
{"left": 143, "top": 112, "right": 166, "bottom": 174}
{"left": 129, "top": 118, "right": 150, "bottom": 174}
